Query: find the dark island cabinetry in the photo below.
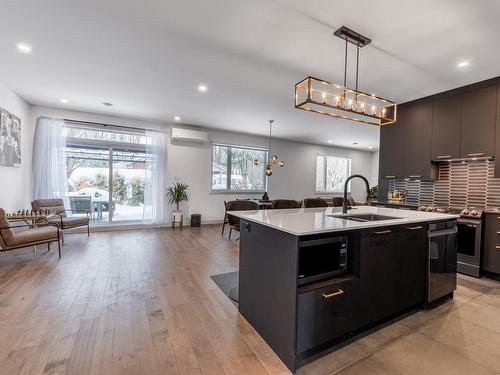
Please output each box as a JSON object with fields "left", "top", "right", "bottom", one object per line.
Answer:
{"left": 240, "top": 220, "right": 432, "bottom": 372}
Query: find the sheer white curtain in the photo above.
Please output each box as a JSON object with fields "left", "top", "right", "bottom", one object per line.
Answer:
{"left": 144, "top": 130, "right": 167, "bottom": 224}
{"left": 32, "top": 117, "right": 69, "bottom": 204}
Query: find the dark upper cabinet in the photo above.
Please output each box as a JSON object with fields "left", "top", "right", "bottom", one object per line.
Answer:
{"left": 403, "top": 102, "right": 435, "bottom": 179}
{"left": 379, "top": 117, "right": 405, "bottom": 179}
{"left": 432, "top": 95, "right": 462, "bottom": 160}
{"left": 495, "top": 85, "right": 500, "bottom": 177}
{"left": 460, "top": 85, "right": 497, "bottom": 158}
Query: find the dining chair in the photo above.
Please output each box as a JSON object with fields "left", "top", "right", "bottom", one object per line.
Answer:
{"left": 303, "top": 198, "right": 329, "bottom": 208}
{"left": 225, "top": 200, "right": 259, "bottom": 240}
{"left": 271, "top": 199, "right": 302, "bottom": 209}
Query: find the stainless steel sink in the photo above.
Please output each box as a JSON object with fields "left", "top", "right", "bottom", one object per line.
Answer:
{"left": 328, "top": 214, "right": 400, "bottom": 222}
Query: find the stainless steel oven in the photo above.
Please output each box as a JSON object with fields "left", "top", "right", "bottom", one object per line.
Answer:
{"left": 457, "top": 217, "right": 482, "bottom": 277}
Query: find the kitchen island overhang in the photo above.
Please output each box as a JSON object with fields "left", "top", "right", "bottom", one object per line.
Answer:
{"left": 230, "top": 206, "right": 459, "bottom": 373}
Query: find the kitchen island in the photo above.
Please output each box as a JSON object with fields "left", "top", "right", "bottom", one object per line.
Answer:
{"left": 229, "top": 206, "right": 458, "bottom": 373}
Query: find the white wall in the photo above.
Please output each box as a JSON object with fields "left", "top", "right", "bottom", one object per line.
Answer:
{"left": 27, "top": 105, "right": 379, "bottom": 224}
{"left": 0, "top": 82, "right": 32, "bottom": 212}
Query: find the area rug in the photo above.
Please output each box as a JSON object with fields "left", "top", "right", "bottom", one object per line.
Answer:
{"left": 210, "top": 270, "right": 239, "bottom": 307}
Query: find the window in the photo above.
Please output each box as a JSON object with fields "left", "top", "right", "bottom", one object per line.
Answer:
{"left": 212, "top": 144, "right": 267, "bottom": 192}
{"left": 65, "top": 124, "right": 148, "bottom": 223}
{"left": 316, "top": 154, "right": 351, "bottom": 193}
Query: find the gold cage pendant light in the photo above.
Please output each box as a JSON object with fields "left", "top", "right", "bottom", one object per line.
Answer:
{"left": 295, "top": 26, "right": 397, "bottom": 126}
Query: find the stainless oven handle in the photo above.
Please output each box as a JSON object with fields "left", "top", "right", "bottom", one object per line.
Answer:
{"left": 458, "top": 219, "right": 481, "bottom": 226}
{"left": 428, "top": 227, "right": 458, "bottom": 238}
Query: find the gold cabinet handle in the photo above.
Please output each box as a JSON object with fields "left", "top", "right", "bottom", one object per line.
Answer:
{"left": 409, "top": 175, "right": 422, "bottom": 178}
{"left": 467, "top": 152, "right": 484, "bottom": 157}
{"left": 322, "top": 289, "right": 344, "bottom": 299}
{"left": 407, "top": 226, "right": 423, "bottom": 230}
{"left": 436, "top": 155, "right": 451, "bottom": 159}
{"left": 496, "top": 231, "right": 500, "bottom": 235}
{"left": 496, "top": 245, "right": 500, "bottom": 250}
{"left": 385, "top": 175, "right": 396, "bottom": 179}
{"left": 373, "top": 230, "right": 392, "bottom": 235}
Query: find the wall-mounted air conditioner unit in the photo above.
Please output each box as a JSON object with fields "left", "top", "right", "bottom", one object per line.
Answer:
{"left": 171, "top": 128, "right": 208, "bottom": 144}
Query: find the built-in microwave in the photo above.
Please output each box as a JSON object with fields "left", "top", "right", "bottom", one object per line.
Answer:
{"left": 297, "top": 236, "right": 348, "bottom": 285}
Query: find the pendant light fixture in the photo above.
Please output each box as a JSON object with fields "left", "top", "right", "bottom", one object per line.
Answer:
{"left": 253, "top": 120, "right": 285, "bottom": 176}
{"left": 294, "top": 26, "right": 397, "bottom": 126}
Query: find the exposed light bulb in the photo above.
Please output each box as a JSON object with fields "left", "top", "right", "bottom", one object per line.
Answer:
{"left": 253, "top": 159, "right": 260, "bottom": 166}
{"left": 278, "top": 160, "right": 285, "bottom": 167}
{"left": 321, "top": 91, "right": 327, "bottom": 104}
{"left": 271, "top": 154, "right": 278, "bottom": 162}
{"left": 265, "top": 168, "right": 273, "bottom": 176}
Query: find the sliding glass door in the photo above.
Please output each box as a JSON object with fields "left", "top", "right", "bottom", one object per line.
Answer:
{"left": 111, "top": 148, "right": 147, "bottom": 221}
{"left": 64, "top": 124, "right": 148, "bottom": 224}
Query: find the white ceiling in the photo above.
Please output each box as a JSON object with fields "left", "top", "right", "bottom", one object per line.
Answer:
{"left": 1, "top": 0, "right": 500, "bottom": 150}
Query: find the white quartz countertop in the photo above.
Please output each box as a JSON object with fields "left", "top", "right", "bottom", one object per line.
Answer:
{"left": 228, "top": 206, "right": 459, "bottom": 236}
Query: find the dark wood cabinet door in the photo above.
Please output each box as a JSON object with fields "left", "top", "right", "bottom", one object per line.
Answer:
{"left": 403, "top": 102, "right": 434, "bottom": 179}
{"left": 483, "top": 214, "right": 500, "bottom": 274}
{"left": 495, "top": 85, "right": 500, "bottom": 177}
{"left": 296, "top": 279, "right": 365, "bottom": 354}
{"left": 432, "top": 95, "right": 462, "bottom": 160}
{"left": 379, "top": 118, "right": 405, "bottom": 179}
{"left": 360, "top": 227, "right": 400, "bottom": 322}
{"left": 396, "top": 224, "right": 427, "bottom": 310}
{"left": 461, "top": 86, "right": 497, "bottom": 158}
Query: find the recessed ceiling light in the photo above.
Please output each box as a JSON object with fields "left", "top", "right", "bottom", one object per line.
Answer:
{"left": 102, "top": 102, "right": 113, "bottom": 107}
{"left": 16, "top": 42, "right": 32, "bottom": 54}
{"left": 368, "top": 146, "right": 373, "bottom": 150}
{"left": 197, "top": 84, "right": 208, "bottom": 93}
{"left": 457, "top": 61, "right": 470, "bottom": 68}
{"left": 60, "top": 98, "right": 68, "bottom": 104}
{"left": 174, "top": 116, "right": 181, "bottom": 122}
{"left": 327, "top": 140, "right": 332, "bottom": 143}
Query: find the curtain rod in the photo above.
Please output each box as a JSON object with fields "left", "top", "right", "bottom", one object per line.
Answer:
{"left": 38, "top": 116, "right": 167, "bottom": 133}
{"left": 63, "top": 118, "right": 166, "bottom": 133}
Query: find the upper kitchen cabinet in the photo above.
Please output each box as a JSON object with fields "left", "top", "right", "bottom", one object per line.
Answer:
{"left": 460, "top": 85, "right": 497, "bottom": 158}
{"left": 432, "top": 95, "right": 462, "bottom": 160}
{"left": 495, "top": 85, "right": 500, "bottom": 177}
{"left": 403, "top": 102, "right": 436, "bottom": 179}
{"left": 379, "top": 117, "right": 405, "bottom": 179}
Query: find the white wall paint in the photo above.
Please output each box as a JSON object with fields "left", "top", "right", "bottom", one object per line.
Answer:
{"left": 0, "top": 82, "right": 32, "bottom": 211}
{"left": 28, "top": 105, "right": 378, "bottom": 223}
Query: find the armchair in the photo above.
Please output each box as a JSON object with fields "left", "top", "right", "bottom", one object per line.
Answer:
{"left": 0, "top": 208, "right": 62, "bottom": 258}
{"left": 32, "top": 198, "right": 90, "bottom": 238}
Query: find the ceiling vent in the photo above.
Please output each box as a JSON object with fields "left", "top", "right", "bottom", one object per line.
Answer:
{"left": 171, "top": 127, "right": 208, "bottom": 144}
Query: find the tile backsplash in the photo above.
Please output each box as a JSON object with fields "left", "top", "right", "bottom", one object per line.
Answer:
{"left": 388, "top": 160, "right": 500, "bottom": 209}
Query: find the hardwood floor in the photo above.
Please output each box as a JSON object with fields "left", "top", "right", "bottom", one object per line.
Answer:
{"left": 1, "top": 225, "right": 500, "bottom": 375}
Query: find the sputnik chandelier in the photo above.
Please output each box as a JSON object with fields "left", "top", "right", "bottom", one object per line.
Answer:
{"left": 295, "top": 26, "right": 397, "bottom": 126}
{"left": 254, "top": 120, "right": 284, "bottom": 176}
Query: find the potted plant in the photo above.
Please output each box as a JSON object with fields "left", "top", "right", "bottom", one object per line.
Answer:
{"left": 167, "top": 182, "right": 190, "bottom": 212}
{"left": 367, "top": 185, "right": 379, "bottom": 204}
